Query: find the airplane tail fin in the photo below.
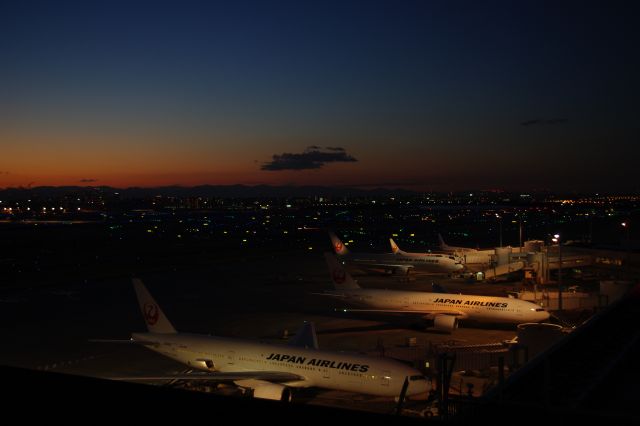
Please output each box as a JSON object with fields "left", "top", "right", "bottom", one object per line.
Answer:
{"left": 438, "top": 233, "right": 449, "bottom": 249}
{"left": 328, "top": 231, "right": 349, "bottom": 256}
{"left": 323, "top": 252, "right": 360, "bottom": 290}
{"left": 132, "top": 278, "right": 177, "bottom": 334}
{"left": 288, "top": 321, "right": 319, "bottom": 350}
{"left": 389, "top": 238, "right": 402, "bottom": 254}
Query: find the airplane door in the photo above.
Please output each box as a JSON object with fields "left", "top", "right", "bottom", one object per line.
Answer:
{"left": 227, "top": 350, "right": 235, "bottom": 366}
{"left": 381, "top": 370, "right": 390, "bottom": 387}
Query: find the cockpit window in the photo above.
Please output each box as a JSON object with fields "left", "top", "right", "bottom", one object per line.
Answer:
{"left": 410, "top": 375, "right": 427, "bottom": 381}
{"left": 535, "top": 308, "right": 546, "bottom": 312}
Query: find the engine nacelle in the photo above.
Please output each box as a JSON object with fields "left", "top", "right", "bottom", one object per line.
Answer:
{"left": 252, "top": 383, "right": 293, "bottom": 402}
{"left": 433, "top": 315, "right": 458, "bottom": 332}
{"left": 392, "top": 266, "right": 413, "bottom": 276}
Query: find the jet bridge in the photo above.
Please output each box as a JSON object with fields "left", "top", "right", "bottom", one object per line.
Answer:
{"left": 482, "top": 261, "right": 525, "bottom": 280}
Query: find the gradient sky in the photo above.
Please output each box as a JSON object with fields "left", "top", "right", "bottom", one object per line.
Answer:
{"left": 1, "top": 0, "right": 638, "bottom": 191}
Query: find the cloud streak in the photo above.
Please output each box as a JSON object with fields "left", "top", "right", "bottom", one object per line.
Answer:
{"left": 261, "top": 146, "right": 357, "bottom": 171}
{"left": 521, "top": 118, "right": 569, "bottom": 126}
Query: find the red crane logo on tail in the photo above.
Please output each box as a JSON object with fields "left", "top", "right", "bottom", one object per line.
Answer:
{"left": 334, "top": 242, "right": 343, "bottom": 253}
{"left": 144, "top": 303, "right": 159, "bottom": 325}
{"left": 332, "top": 268, "right": 346, "bottom": 284}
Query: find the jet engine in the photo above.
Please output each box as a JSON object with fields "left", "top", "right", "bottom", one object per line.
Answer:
{"left": 391, "top": 266, "right": 413, "bottom": 275}
{"left": 433, "top": 315, "right": 458, "bottom": 332}
{"left": 252, "top": 383, "right": 293, "bottom": 402}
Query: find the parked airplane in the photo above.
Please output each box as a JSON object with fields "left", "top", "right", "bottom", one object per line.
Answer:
{"left": 111, "top": 279, "right": 429, "bottom": 402}
{"left": 329, "top": 231, "right": 463, "bottom": 275}
{"left": 319, "top": 253, "right": 550, "bottom": 332}
{"left": 436, "top": 234, "right": 497, "bottom": 270}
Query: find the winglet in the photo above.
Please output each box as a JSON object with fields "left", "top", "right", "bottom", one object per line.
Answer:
{"left": 328, "top": 231, "right": 349, "bottom": 256}
{"left": 288, "top": 321, "right": 319, "bottom": 349}
{"left": 324, "top": 252, "right": 360, "bottom": 289}
{"left": 132, "top": 279, "right": 177, "bottom": 334}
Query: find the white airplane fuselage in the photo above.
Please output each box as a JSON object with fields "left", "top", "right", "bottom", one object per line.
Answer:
{"left": 330, "top": 289, "right": 550, "bottom": 323}
{"left": 349, "top": 252, "right": 464, "bottom": 274}
{"left": 131, "top": 332, "right": 429, "bottom": 397}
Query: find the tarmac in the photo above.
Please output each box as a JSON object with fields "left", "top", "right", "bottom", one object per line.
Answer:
{"left": 0, "top": 251, "right": 546, "bottom": 416}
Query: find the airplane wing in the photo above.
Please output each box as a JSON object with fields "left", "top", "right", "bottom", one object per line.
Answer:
{"left": 355, "top": 263, "right": 414, "bottom": 275}
{"left": 339, "top": 308, "right": 469, "bottom": 320}
{"left": 310, "top": 292, "right": 351, "bottom": 298}
{"left": 111, "top": 370, "right": 305, "bottom": 383}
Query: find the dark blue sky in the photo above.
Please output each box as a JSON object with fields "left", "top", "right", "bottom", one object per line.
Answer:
{"left": 1, "top": 1, "right": 638, "bottom": 190}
